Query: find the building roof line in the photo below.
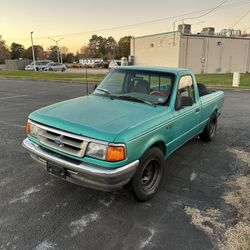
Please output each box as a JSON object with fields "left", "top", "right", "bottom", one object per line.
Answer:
{"left": 134, "top": 31, "right": 250, "bottom": 40}
{"left": 134, "top": 31, "right": 180, "bottom": 39}
{"left": 182, "top": 33, "right": 250, "bottom": 40}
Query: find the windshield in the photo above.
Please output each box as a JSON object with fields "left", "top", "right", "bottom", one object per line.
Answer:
{"left": 94, "top": 68, "right": 175, "bottom": 105}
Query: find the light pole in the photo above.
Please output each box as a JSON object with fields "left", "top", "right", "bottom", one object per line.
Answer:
{"left": 48, "top": 37, "right": 64, "bottom": 63}
{"left": 30, "top": 32, "right": 36, "bottom": 71}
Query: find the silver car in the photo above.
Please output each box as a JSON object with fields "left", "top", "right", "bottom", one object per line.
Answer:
{"left": 25, "top": 60, "right": 52, "bottom": 71}
{"left": 44, "top": 62, "right": 67, "bottom": 72}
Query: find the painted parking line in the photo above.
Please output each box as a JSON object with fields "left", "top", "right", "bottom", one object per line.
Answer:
{"left": 0, "top": 121, "right": 25, "bottom": 128}
{"left": 0, "top": 95, "right": 28, "bottom": 100}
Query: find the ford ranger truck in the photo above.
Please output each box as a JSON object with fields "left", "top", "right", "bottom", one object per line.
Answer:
{"left": 22, "top": 66, "right": 224, "bottom": 201}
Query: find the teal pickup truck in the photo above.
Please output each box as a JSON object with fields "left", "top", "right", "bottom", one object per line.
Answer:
{"left": 23, "top": 66, "right": 224, "bottom": 201}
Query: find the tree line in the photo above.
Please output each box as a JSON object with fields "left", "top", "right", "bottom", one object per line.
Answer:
{"left": 0, "top": 34, "right": 131, "bottom": 64}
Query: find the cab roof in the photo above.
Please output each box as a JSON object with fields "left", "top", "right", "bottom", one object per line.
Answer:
{"left": 120, "top": 66, "right": 191, "bottom": 75}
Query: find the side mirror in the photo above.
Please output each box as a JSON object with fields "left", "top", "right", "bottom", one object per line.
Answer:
{"left": 175, "top": 96, "right": 193, "bottom": 110}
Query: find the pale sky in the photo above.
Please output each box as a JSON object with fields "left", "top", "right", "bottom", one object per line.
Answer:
{"left": 1, "top": 0, "right": 250, "bottom": 53}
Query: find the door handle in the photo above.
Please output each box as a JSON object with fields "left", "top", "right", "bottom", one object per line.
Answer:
{"left": 195, "top": 108, "right": 200, "bottom": 113}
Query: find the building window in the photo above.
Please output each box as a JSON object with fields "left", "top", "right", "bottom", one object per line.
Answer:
{"left": 150, "top": 43, "right": 154, "bottom": 48}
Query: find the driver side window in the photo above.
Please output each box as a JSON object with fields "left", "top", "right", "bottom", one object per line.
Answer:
{"left": 175, "top": 75, "right": 195, "bottom": 110}
{"left": 177, "top": 75, "right": 195, "bottom": 101}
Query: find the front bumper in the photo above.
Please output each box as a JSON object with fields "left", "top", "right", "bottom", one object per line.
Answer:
{"left": 22, "top": 138, "right": 139, "bottom": 191}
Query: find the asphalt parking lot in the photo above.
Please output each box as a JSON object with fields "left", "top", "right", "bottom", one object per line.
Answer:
{"left": 0, "top": 79, "right": 249, "bottom": 250}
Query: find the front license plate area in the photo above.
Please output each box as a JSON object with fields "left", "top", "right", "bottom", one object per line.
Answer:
{"left": 47, "top": 162, "right": 66, "bottom": 179}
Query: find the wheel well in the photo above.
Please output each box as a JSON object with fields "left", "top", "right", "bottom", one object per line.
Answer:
{"left": 151, "top": 141, "right": 166, "bottom": 156}
{"left": 213, "top": 109, "right": 218, "bottom": 119}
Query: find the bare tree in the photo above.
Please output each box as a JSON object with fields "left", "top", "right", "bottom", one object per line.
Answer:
{"left": 0, "top": 35, "right": 10, "bottom": 64}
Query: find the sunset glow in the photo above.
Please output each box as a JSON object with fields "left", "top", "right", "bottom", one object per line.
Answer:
{"left": 1, "top": 0, "right": 250, "bottom": 52}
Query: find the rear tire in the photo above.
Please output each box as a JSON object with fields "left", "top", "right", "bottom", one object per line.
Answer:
{"left": 200, "top": 112, "right": 217, "bottom": 142}
{"left": 131, "top": 147, "right": 165, "bottom": 201}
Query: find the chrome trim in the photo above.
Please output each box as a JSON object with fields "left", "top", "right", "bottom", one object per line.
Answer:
{"left": 29, "top": 120, "right": 108, "bottom": 145}
{"left": 22, "top": 138, "right": 139, "bottom": 191}
{"left": 29, "top": 120, "right": 127, "bottom": 160}
{"left": 29, "top": 120, "right": 109, "bottom": 158}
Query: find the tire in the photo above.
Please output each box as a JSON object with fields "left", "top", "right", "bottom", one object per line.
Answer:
{"left": 131, "top": 147, "right": 165, "bottom": 201}
{"left": 49, "top": 68, "right": 53, "bottom": 72}
{"left": 61, "top": 68, "right": 65, "bottom": 72}
{"left": 199, "top": 112, "right": 217, "bottom": 142}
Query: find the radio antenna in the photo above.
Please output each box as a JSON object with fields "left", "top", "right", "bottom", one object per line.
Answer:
{"left": 85, "top": 44, "right": 89, "bottom": 95}
{"left": 85, "top": 65, "right": 89, "bottom": 95}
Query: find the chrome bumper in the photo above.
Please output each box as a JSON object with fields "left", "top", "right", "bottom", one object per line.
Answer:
{"left": 22, "top": 138, "right": 139, "bottom": 191}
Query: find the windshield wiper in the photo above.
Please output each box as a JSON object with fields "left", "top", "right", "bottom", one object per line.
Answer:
{"left": 95, "top": 88, "right": 113, "bottom": 99}
{"left": 114, "top": 95, "right": 156, "bottom": 107}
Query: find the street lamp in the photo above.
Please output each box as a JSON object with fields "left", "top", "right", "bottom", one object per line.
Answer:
{"left": 30, "top": 32, "right": 36, "bottom": 71}
{"left": 48, "top": 37, "right": 64, "bottom": 63}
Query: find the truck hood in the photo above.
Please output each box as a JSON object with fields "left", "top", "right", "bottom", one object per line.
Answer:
{"left": 29, "top": 95, "right": 169, "bottom": 142}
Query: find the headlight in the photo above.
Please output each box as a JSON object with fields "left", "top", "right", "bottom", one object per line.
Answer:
{"left": 85, "top": 142, "right": 107, "bottom": 160}
{"left": 85, "top": 142, "right": 126, "bottom": 161}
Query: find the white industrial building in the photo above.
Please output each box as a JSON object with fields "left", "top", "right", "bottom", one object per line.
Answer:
{"left": 130, "top": 26, "right": 250, "bottom": 74}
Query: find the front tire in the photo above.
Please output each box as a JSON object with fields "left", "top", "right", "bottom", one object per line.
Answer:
{"left": 131, "top": 147, "right": 165, "bottom": 201}
{"left": 200, "top": 112, "right": 217, "bottom": 142}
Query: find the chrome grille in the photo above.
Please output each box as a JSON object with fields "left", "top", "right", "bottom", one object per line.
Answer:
{"left": 31, "top": 121, "right": 89, "bottom": 158}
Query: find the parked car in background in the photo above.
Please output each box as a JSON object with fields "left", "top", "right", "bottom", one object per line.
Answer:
{"left": 37, "top": 60, "right": 53, "bottom": 71}
{"left": 25, "top": 60, "right": 52, "bottom": 71}
{"left": 44, "top": 62, "right": 67, "bottom": 72}
{"left": 93, "top": 60, "right": 104, "bottom": 68}
{"left": 108, "top": 60, "right": 121, "bottom": 70}
{"left": 25, "top": 62, "right": 36, "bottom": 71}
{"left": 102, "top": 61, "right": 110, "bottom": 68}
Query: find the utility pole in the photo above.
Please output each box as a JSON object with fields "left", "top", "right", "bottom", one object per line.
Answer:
{"left": 30, "top": 32, "right": 36, "bottom": 71}
{"left": 48, "top": 37, "right": 64, "bottom": 63}
{"left": 173, "top": 21, "right": 176, "bottom": 46}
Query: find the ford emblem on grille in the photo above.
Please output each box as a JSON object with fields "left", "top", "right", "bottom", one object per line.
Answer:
{"left": 54, "top": 136, "right": 62, "bottom": 146}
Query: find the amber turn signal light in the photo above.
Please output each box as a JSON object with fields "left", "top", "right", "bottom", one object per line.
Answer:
{"left": 26, "top": 121, "right": 30, "bottom": 135}
{"left": 106, "top": 145, "right": 125, "bottom": 162}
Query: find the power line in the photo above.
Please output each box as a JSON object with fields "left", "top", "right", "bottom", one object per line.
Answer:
{"left": 231, "top": 10, "right": 250, "bottom": 28}
{"left": 181, "top": 0, "right": 229, "bottom": 21}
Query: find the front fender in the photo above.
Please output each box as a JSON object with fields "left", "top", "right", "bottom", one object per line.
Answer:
{"left": 126, "top": 128, "right": 168, "bottom": 162}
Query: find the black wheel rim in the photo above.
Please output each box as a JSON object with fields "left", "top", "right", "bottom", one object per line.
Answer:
{"left": 141, "top": 160, "right": 160, "bottom": 192}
